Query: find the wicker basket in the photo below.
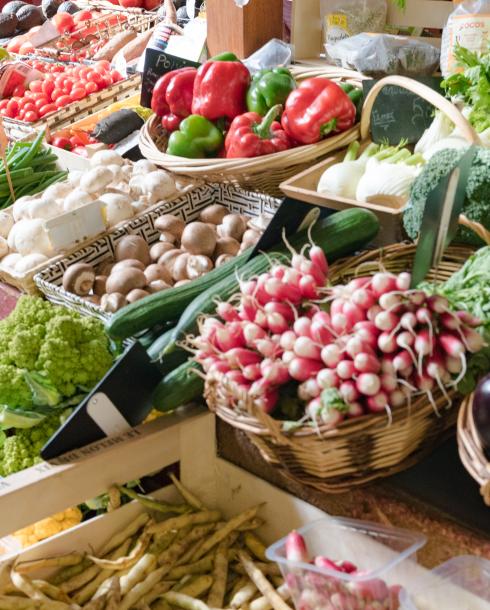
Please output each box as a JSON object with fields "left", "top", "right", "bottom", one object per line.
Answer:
{"left": 139, "top": 66, "right": 366, "bottom": 197}
{"left": 205, "top": 242, "right": 475, "bottom": 493}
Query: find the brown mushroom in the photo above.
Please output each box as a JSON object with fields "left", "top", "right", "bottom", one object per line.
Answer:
{"left": 214, "top": 237, "right": 240, "bottom": 258}
{"left": 97, "top": 260, "right": 114, "bottom": 276}
{"left": 62, "top": 263, "right": 96, "bottom": 296}
{"left": 199, "top": 204, "right": 228, "bottom": 225}
{"left": 115, "top": 235, "right": 150, "bottom": 265}
{"left": 112, "top": 259, "right": 146, "bottom": 273}
{"left": 174, "top": 279, "right": 191, "bottom": 287}
{"left": 127, "top": 288, "right": 150, "bottom": 303}
{"left": 150, "top": 241, "right": 174, "bottom": 262}
{"left": 158, "top": 248, "right": 182, "bottom": 274}
{"left": 84, "top": 294, "right": 101, "bottom": 305}
{"left": 172, "top": 253, "right": 191, "bottom": 282}
{"left": 181, "top": 222, "right": 216, "bottom": 257}
{"left": 148, "top": 280, "right": 171, "bottom": 293}
{"left": 93, "top": 275, "right": 107, "bottom": 296}
{"left": 186, "top": 255, "right": 213, "bottom": 280}
{"left": 100, "top": 293, "right": 127, "bottom": 313}
{"left": 241, "top": 229, "right": 261, "bottom": 249}
{"left": 159, "top": 231, "right": 177, "bottom": 245}
{"left": 144, "top": 263, "right": 173, "bottom": 285}
{"left": 217, "top": 214, "right": 248, "bottom": 241}
{"left": 155, "top": 214, "right": 185, "bottom": 238}
{"left": 106, "top": 268, "right": 147, "bottom": 295}
{"left": 215, "top": 254, "right": 234, "bottom": 267}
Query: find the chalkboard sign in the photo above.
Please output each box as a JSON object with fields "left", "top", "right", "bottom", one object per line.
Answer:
{"left": 141, "top": 49, "right": 201, "bottom": 108}
{"left": 363, "top": 76, "right": 443, "bottom": 145}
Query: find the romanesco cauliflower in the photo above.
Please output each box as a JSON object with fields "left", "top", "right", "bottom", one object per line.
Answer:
{"left": 0, "top": 296, "right": 114, "bottom": 408}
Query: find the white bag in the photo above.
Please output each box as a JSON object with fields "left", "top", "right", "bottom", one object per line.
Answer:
{"left": 321, "top": 0, "right": 387, "bottom": 47}
{"left": 441, "top": 0, "right": 490, "bottom": 76}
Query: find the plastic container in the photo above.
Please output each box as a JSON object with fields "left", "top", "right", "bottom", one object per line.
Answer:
{"left": 266, "top": 516, "right": 426, "bottom": 610}
{"left": 400, "top": 556, "right": 490, "bottom": 610}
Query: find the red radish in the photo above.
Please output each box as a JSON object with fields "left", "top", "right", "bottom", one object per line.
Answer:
{"left": 285, "top": 531, "right": 309, "bottom": 562}
{"left": 427, "top": 295, "right": 449, "bottom": 314}
{"left": 294, "top": 317, "right": 312, "bottom": 337}
{"left": 415, "top": 372, "right": 435, "bottom": 392}
{"left": 438, "top": 333, "right": 465, "bottom": 358}
{"left": 354, "top": 352, "right": 381, "bottom": 374}
{"left": 264, "top": 301, "right": 295, "bottom": 322}
{"left": 354, "top": 321, "right": 379, "bottom": 347}
{"left": 337, "top": 360, "right": 356, "bottom": 380}
{"left": 380, "top": 373, "right": 398, "bottom": 392}
{"left": 414, "top": 328, "right": 434, "bottom": 360}
{"left": 396, "top": 272, "right": 411, "bottom": 290}
{"left": 440, "top": 312, "right": 460, "bottom": 331}
{"left": 416, "top": 307, "right": 432, "bottom": 325}
{"left": 379, "top": 292, "right": 402, "bottom": 312}
{"left": 381, "top": 355, "right": 396, "bottom": 375}
{"left": 217, "top": 302, "right": 240, "bottom": 322}
{"left": 367, "top": 305, "right": 383, "bottom": 322}
{"left": 390, "top": 390, "right": 406, "bottom": 407}
{"left": 374, "top": 310, "right": 398, "bottom": 332}
{"left": 331, "top": 313, "right": 349, "bottom": 334}
{"left": 343, "top": 302, "right": 365, "bottom": 327}
{"left": 378, "top": 332, "right": 397, "bottom": 354}
{"left": 456, "top": 311, "right": 481, "bottom": 327}
{"left": 371, "top": 272, "right": 397, "bottom": 297}
{"left": 207, "top": 361, "right": 230, "bottom": 375}
{"left": 261, "top": 360, "right": 289, "bottom": 385}
{"left": 393, "top": 350, "right": 413, "bottom": 372}
{"left": 294, "top": 336, "right": 321, "bottom": 360}
{"left": 279, "top": 330, "right": 297, "bottom": 351}
{"left": 255, "top": 390, "right": 279, "bottom": 413}
{"left": 242, "top": 363, "right": 261, "bottom": 381}
{"left": 298, "top": 379, "right": 321, "bottom": 401}
{"left": 282, "top": 350, "right": 295, "bottom": 365}
{"left": 330, "top": 297, "right": 348, "bottom": 317}
{"left": 299, "top": 259, "right": 326, "bottom": 285}
{"left": 225, "top": 348, "right": 261, "bottom": 368}
{"left": 264, "top": 277, "right": 287, "bottom": 299}
{"left": 309, "top": 245, "right": 328, "bottom": 275}
{"left": 350, "top": 577, "right": 390, "bottom": 602}
{"left": 239, "top": 296, "right": 257, "bottom": 322}
{"left": 347, "top": 402, "right": 364, "bottom": 417}
{"left": 240, "top": 279, "right": 257, "bottom": 296}
{"left": 345, "top": 337, "right": 373, "bottom": 359}
{"left": 339, "top": 380, "right": 359, "bottom": 403}
{"left": 314, "top": 557, "right": 342, "bottom": 571}
{"left": 400, "top": 312, "right": 417, "bottom": 333}
{"left": 356, "top": 373, "right": 381, "bottom": 396}
{"left": 461, "top": 327, "right": 485, "bottom": 353}
{"left": 348, "top": 277, "right": 371, "bottom": 291}
{"left": 352, "top": 287, "right": 375, "bottom": 309}
{"left": 215, "top": 326, "right": 244, "bottom": 352}
{"left": 367, "top": 391, "right": 390, "bottom": 414}
{"left": 255, "top": 338, "right": 279, "bottom": 358}
{"left": 299, "top": 274, "right": 319, "bottom": 299}
{"left": 310, "top": 319, "right": 333, "bottom": 344}
{"left": 283, "top": 268, "right": 302, "bottom": 287}
{"left": 266, "top": 313, "right": 289, "bottom": 334}
{"left": 224, "top": 370, "right": 248, "bottom": 386}
{"left": 306, "top": 399, "right": 344, "bottom": 426}
{"left": 244, "top": 323, "right": 267, "bottom": 345}
{"left": 317, "top": 368, "right": 339, "bottom": 389}
{"left": 408, "top": 291, "right": 426, "bottom": 306}
{"left": 289, "top": 357, "right": 323, "bottom": 382}
{"left": 399, "top": 364, "right": 414, "bottom": 379}
{"left": 271, "top": 264, "right": 286, "bottom": 280}
{"left": 446, "top": 356, "right": 462, "bottom": 374}
{"left": 254, "top": 310, "right": 267, "bottom": 328}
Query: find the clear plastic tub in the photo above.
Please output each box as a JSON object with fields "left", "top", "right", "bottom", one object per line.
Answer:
{"left": 266, "top": 516, "right": 426, "bottom": 610}
{"left": 400, "top": 555, "right": 490, "bottom": 610}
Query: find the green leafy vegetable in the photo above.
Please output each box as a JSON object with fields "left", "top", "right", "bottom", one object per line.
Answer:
{"left": 0, "top": 407, "right": 46, "bottom": 431}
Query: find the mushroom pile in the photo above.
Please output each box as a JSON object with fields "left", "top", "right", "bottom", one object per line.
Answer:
{"left": 0, "top": 152, "right": 180, "bottom": 276}
{"left": 61, "top": 205, "right": 271, "bottom": 313}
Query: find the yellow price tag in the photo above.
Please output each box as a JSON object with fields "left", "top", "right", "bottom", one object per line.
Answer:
{"left": 327, "top": 13, "right": 348, "bottom": 29}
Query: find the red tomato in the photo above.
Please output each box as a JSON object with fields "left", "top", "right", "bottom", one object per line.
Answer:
{"left": 94, "top": 60, "right": 111, "bottom": 72}
{"left": 73, "top": 8, "right": 92, "bottom": 21}
{"left": 55, "top": 95, "right": 72, "bottom": 108}
{"left": 22, "top": 102, "right": 36, "bottom": 113}
{"left": 110, "top": 70, "right": 123, "bottom": 83}
{"left": 55, "top": 75, "right": 66, "bottom": 90}
{"left": 51, "top": 88, "right": 64, "bottom": 101}
{"left": 52, "top": 12, "right": 75, "bottom": 33}
{"left": 6, "top": 99, "right": 19, "bottom": 115}
{"left": 100, "top": 74, "right": 113, "bottom": 88}
{"left": 69, "top": 134, "right": 85, "bottom": 147}
{"left": 78, "top": 67, "right": 91, "bottom": 80}
{"left": 24, "top": 111, "right": 39, "bottom": 122}
{"left": 38, "top": 103, "right": 57, "bottom": 117}
{"left": 0, "top": 107, "right": 14, "bottom": 118}
{"left": 29, "top": 80, "right": 43, "bottom": 93}
{"left": 0, "top": 100, "right": 8, "bottom": 110}
{"left": 70, "top": 87, "right": 86, "bottom": 101}
{"left": 29, "top": 92, "right": 47, "bottom": 101}
{"left": 84, "top": 81, "right": 98, "bottom": 94}
{"left": 52, "top": 136, "right": 72, "bottom": 150}
{"left": 42, "top": 80, "right": 55, "bottom": 99}
{"left": 34, "top": 98, "right": 49, "bottom": 110}
{"left": 12, "top": 86, "right": 25, "bottom": 98}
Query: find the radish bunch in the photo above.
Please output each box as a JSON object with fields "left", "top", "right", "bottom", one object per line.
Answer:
{"left": 191, "top": 242, "right": 483, "bottom": 426}
{"left": 284, "top": 530, "right": 402, "bottom": 610}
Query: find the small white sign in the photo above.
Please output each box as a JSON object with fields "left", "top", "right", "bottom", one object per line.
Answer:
{"left": 29, "top": 21, "right": 60, "bottom": 48}
{"left": 165, "top": 18, "right": 207, "bottom": 62}
{"left": 45, "top": 200, "right": 106, "bottom": 252}
{"left": 87, "top": 392, "right": 132, "bottom": 437}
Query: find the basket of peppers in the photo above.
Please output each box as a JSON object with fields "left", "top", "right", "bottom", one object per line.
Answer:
{"left": 139, "top": 53, "right": 364, "bottom": 196}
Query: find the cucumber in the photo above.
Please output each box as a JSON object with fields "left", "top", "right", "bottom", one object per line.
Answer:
{"left": 147, "top": 328, "right": 189, "bottom": 376}
{"left": 152, "top": 361, "right": 204, "bottom": 412}
{"left": 163, "top": 208, "right": 379, "bottom": 353}
{"left": 107, "top": 249, "right": 252, "bottom": 341}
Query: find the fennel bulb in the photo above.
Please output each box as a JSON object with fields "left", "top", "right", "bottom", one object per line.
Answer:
{"left": 317, "top": 159, "right": 367, "bottom": 198}
{"left": 423, "top": 136, "right": 468, "bottom": 161}
{"left": 415, "top": 111, "right": 454, "bottom": 155}
{"left": 356, "top": 158, "right": 421, "bottom": 203}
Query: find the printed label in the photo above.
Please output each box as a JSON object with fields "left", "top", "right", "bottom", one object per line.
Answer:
{"left": 447, "top": 13, "right": 490, "bottom": 72}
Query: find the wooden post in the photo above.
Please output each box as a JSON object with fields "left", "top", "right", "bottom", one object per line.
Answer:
{"left": 206, "top": 0, "right": 283, "bottom": 59}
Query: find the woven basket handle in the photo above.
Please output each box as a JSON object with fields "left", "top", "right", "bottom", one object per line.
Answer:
{"left": 360, "top": 75, "right": 480, "bottom": 145}
{"left": 459, "top": 215, "right": 490, "bottom": 245}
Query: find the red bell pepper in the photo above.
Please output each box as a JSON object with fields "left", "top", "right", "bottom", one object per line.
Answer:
{"left": 151, "top": 67, "right": 197, "bottom": 132}
{"left": 192, "top": 60, "right": 251, "bottom": 122}
{"left": 225, "top": 104, "right": 292, "bottom": 158}
{"left": 281, "top": 77, "right": 356, "bottom": 145}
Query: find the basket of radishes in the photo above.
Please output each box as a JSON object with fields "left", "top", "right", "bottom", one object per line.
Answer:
{"left": 190, "top": 237, "right": 486, "bottom": 492}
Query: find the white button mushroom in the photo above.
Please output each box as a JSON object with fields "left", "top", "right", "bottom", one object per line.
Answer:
{"left": 99, "top": 193, "right": 134, "bottom": 226}
{"left": 0, "top": 212, "right": 14, "bottom": 239}
{"left": 90, "top": 150, "right": 125, "bottom": 167}
{"left": 0, "top": 252, "right": 22, "bottom": 270}
{"left": 67, "top": 172, "right": 82, "bottom": 187}
{"left": 131, "top": 159, "right": 157, "bottom": 176}
{"left": 27, "top": 198, "right": 62, "bottom": 221}
{"left": 63, "top": 189, "right": 94, "bottom": 213}
{"left": 129, "top": 171, "right": 176, "bottom": 204}
{"left": 13, "top": 218, "right": 54, "bottom": 257}
{"left": 41, "top": 181, "right": 72, "bottom": 202}
{"left": 0, "top": 236, "right": 8, "bottom": 259}
{"left": 14, "top": 253, "right": 49, "bottom": 273}
{"left": 12, "top": 196, "right": 35, "bottom": 222}
{"left": 80, "top": 167, "right": 114, "bottom": 194}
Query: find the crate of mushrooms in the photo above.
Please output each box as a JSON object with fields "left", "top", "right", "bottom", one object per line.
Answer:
{"left": 34, "top": 183, "right": 280, "bottom": 321}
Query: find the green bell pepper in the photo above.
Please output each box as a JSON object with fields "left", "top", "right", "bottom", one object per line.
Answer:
{"left": 339, "top": 83, "right": 364, "bottom": 122}
{"left": 246, "top": 68, "right": 296, "bottom": 116}
{"left": 166, "top": 115, "right": 224, "bottom": 159}
{"left": 210, "top": 51, "right": 241, "bottom": 62}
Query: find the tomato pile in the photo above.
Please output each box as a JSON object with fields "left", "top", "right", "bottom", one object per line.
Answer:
{"left": 0, "top": 60, "right": 123, "bottom": 123}
{"left": 50, "top": 129, "right": 100, "bottom": 155}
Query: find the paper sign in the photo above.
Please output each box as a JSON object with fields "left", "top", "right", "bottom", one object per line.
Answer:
{"left": 165, "top": 18, "right": 207, "bottom": 62}
{"left": 29, "top": 20, "right": 60, "bottom": 47}
{"left": 45, "top": 200, "right": 105, "bottom": 252}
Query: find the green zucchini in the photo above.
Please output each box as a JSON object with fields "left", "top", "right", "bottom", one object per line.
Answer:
{"left": 107, "top": 249, "right": 252, "bottom": 341}
{"left": 163, "top": 208, "right": 379, "bottom": 354}
{"left": 152, "top": 361, "right": 204, "bottom": 412}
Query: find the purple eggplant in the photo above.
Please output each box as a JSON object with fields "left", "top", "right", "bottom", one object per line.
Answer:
{"left": 473, "top": 373, "right": 490, "bottom": 460}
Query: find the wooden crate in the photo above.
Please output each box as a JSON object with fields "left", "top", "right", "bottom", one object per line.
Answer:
{"left": 291, "top": 0, "right": 453, "bottom": 62}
